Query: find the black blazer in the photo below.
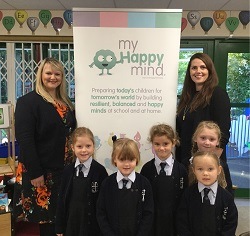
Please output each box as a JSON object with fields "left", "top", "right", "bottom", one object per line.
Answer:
{"left": 15, "top": 91, "right": 76, "bottom": 179}
{"left": 176, "top": 183, "right": 238, "bottom": 236}
{"left": 55, "top": 159, "right": 108, "bottom": 234}
{"left": 176, "top": 86, "right": 231, "bottom": 165}
{"left": 140, "top": 158, "right": 188, "bottom": 210}
{"left": 96, "top": 172, "right": 154, "bottom": 236}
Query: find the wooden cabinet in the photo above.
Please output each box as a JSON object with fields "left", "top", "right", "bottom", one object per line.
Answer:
{"left": 0, "top": 211, "right": 13, "bottom": 236}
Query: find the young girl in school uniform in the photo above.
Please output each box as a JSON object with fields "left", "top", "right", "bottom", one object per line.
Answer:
{"left": 96, "top": 137, "right": 154, "bottom": 236}
{"left": 55, "top": 127, "right": 108, "bottom": 236}
{"left": 190, "top": 121, "right": 231, "bottom": 191}
{"left": 176, "top": 151, "right": 238, "bottom": 236}
{"left": 140, "top": 124, "right": 188, "bottom": 236}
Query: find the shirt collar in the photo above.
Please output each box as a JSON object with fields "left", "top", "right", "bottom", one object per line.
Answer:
{"left": 116, "top": 170, "right": 136, "bottom": 183}
{"left": 198, "top": 181, "right": 218, "bottom": 195}
{"left": 155, "top": 154, "right": 174, "bottom": 167}
{"left": 75, "top": 157, "right": 93, "bottom": 169}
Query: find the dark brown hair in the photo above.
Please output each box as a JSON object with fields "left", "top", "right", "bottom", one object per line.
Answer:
{"left": 177, "top": 53, "right": 218, "bottom": 114}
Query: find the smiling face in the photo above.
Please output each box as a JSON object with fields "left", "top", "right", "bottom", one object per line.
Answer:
{"left": 114, "top": 158, "right": 137, "bottom": 177}
{"left": 194, "top": 127, "right": 219, "bottom": 153}
{"left": 190, "top": 58, "right": 209, "bottom": 91}
{"left": 41, "top": 63, "right": 62, "bottom": 93}
{"left": 192, "top": 154, "right": 221, "bottom": 186}
{"left": 111, "top": 138, "right": 140, "bottom": 177}
{"left": 71, "top": 135, "right": 94, "bottom": 163}
{"left": 94, "top": 49, "right": 117, "bottom": 69}
{"left": 152, "top": 135, "right": 175, "bottom": 161}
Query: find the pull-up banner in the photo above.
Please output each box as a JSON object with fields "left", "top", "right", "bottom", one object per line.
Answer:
{"left": 73, "top": 8, "right": 182, "bottom": 173}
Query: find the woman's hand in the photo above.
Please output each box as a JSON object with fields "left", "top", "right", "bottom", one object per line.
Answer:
{"left": 31, "top": 175, "right": 45, "bottom": 188}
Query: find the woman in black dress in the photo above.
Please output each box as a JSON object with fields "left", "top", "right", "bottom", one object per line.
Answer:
{"left": 176, "top": 53, "right": 233, "bottom": 193}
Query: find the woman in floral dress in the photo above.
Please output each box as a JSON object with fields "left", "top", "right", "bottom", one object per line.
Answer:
{"left": 13, "top": 58, "right": 76, "bottom": 236}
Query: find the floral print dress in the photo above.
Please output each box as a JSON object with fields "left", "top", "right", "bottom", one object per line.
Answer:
{"left": 14, "top": 102, "right": 74, "bottom": 224}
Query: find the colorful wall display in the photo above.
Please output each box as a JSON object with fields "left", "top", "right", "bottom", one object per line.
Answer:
{"left": 187, "top": 11, "right": 201, "bottom": 29}
{"left": 2, "top": 16, "right": 15, "bottom": 34}
{"left": 200, "top": 17, "right": 214, "bottom": 34}
{"left": 213, "top": 10, "right": 227, "bottom": 28}
{"left": 51, "top": 17, "right": 64, "bottom": 35}
{"left": 182, "top": 10, "right": 249, "bottom": 36}
{"left": 39, "top": 10, "right": 52, "bottom": 28}
{"left": 238, "top": 11, "right": 250, "bottom": 29}
{"left": 226, "top": 17, "right": 240, "bottom": 35}
{"left": 14, "top": 10, "right": 28, "bottom": 28}
{"left": 0, "top": 9, "right": 72, "bottom": 35}
{"left": 0, "top": 9, "right": 249, "bottom": 37}
{"left": 181, "top": 17, "right": 188, "bottom": 32}
{"left": 63, "top": 10, "right": 73, "bottom": 28}
{"left": 27, "top": 17, "right": 40, "bottom": 35}
{"left": 0, "top": 104, "right": 10, "bottom": 129}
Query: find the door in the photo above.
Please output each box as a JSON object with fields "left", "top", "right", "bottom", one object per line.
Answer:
{"left": 214, "top": 39, "right": 250, "bottom": 198}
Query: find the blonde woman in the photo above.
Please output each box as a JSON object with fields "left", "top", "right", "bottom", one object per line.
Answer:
{"left": 14, "top": 58, "right": 76, "bottom": 236}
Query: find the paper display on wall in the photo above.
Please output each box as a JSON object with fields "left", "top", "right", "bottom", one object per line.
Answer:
{"left": 0, "top": 104, "right": 10, "bottom": 128}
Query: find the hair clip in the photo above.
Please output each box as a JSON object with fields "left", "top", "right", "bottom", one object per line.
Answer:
{"left": 112, "top": 135, "right": 117, "bottom": 143}
{"left": 189, "top": 156, "right": 193, "bottom": 165}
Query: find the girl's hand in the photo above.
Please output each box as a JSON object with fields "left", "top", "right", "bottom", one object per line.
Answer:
{"left": 56, "top": 234, "right": 63, "bottom": 236}
{"left": 31, "top": 175, "right": 45, "bottom": 188}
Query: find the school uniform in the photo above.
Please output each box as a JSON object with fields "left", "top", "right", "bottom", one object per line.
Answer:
{"left": 55, "top": 157, "right": 108, "bottom": 236}
{"left": 140, "top": 155, "right": 188, "bottom": 236}
{"left": 176, "top": 86, "right": 233, "bottom": 193}
{"left": 176, "top": 182, "right": 238, "bottom": 236}
{"left": 96, "top": 171, "right": 154, "bottom": 236}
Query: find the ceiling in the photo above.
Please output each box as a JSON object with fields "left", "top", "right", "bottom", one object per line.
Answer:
{"left": 0, "top": 0, "right": 249, "bottom": 11}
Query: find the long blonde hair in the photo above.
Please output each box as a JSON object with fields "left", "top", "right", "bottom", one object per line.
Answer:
{"left": 192, "top": 121, "right": 221, "bottom": 155}
{"left": 35, "top": 57, "right": 74, "bottom": 110}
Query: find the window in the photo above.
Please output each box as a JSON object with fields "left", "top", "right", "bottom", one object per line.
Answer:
{"left": 14, "top": 42, "right": 75, "bottom": 101}
{"left": 214, "top": 40, "right": 250, "bottom": 197}
{"left": 0, "top": 43, "right": 7, "bottom": 104}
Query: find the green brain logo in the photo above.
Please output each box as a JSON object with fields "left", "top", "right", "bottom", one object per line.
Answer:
{"left": 89, "top": 49, "right": 123, "bottom": 75}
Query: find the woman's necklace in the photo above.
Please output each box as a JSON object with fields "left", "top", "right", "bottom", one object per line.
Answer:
{"left": 48, "top": 92, "right": 64, "bottom": 107}
{"left": 182, "top": 105, "right": 190, "bottom": 120}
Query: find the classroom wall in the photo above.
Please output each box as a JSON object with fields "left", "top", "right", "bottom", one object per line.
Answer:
{"left": 0, "top": 10, "right": 249, "bottom": 39}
